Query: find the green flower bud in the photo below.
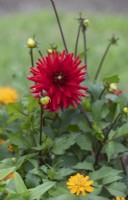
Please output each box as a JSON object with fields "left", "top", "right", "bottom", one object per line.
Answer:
{"left": 40, "top": 96, "right": 51, "bottom": 105}
{"left": 27, "top": 38, "right": 36, "bottom": 48}
{"left": 47, "top": 49, "right": 53, "bottom": 54}
{"left": 83, "top": 19, "right": 90, "bottom": 27}
{"left": 108, "top": 83, "right": 117, "bottom": 92}
{"left": 123, "top": 107, "right": 128, "bottom": 114}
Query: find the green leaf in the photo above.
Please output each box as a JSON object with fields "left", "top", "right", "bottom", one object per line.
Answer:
{"left": 14, "top": 172, "right": 28, "bottom": 194}
{"left": 76, "top": 134, "right": 92, "bottom": 151}
{"left": 109, "top": 123, "right": 128, "bottom": 139}
{"left": 47, "top": 194, "right": 76, "bottom": 200}
{"left": 16, "top": 153, "right": 37, "bottom": 169}
{"left": 4, "top": 193, "right": 25, "bottom": 200}
{"left": 73, "top": 161, "right": 94, "bottom": 171}
{"left": 103, "top": 175, "right": 122, "bottom": 185}
{"left": 84, "top": 193, "right": 109, "bottom": 200}
{"left": 57, "top": 168, "right": 75, "bottom": 179}
{"left": 92, "top": 100, "right": 109, "bottom": 121}
{"left": 102, "top": 141, "right": 128, "bottom": 161}
{"left": 52, "top": 133, "right": 79, "bottom": 155}
{"left": 28, "top": 181, "right": 55, "bottom": 200}
{"left": 105, "top": 182, "right": 127, "bottom": 197}
{"left": 103, "top": 74, "right": 120, "bottom": 84}
{"left": 0, "top": 167, "right": 15, "bottom": 180}
{"left": 90, "top": 166, "right": 121, "bottom": 181}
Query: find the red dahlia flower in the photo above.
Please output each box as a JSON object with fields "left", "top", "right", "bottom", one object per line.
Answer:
{"left": 28, "top": 50, "right": 88, "bottom": 111}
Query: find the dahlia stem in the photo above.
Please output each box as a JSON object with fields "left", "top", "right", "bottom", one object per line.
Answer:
{"left": 94, "top": 34, "right": 119, "bottom": 82}
{"left": 29, "top": 48, "right": 34, "bottom": 67}
{"left": 76, "top": 102, "right": 92, "bottom": 129}
{"left": 82, "top": 27, "right": 87, "bottom": 65}
{"left": 75, "top": 23, "right": 82, "bottom": 57}
{"left": 37, "top": 49, "right": 43, "bottom": 57}
{"left": 50, "top": 0, "right": 68, "bottom": 53}
{"left": 99, "top": 87, "right": 106, "bottom": 100}
{"left": 39, "top": 105, "right": 44, "bottom": 164}
{"left": 94, "top": 113, "right": 122, "bottom": 167}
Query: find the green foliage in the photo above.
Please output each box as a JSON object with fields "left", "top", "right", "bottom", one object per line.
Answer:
{"left": 0, "top": 2, "right": 128, "bottom": 200}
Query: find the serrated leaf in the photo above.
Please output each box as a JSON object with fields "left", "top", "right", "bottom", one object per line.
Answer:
{"left": 92, "top": 100, "right": 109, "bottom": 121}
{"left": 73, "top": 161, "right": 94, "bottom": 171}
{"left": 109, "top": 123, "right": 128, "bottom": 139}
{"left": 52, "top": 133, "right": 79, "bottom": 155}
{"left": 105, "top": 182, "right": 127, "bottom": 197}
{"left": 57, "top": 167, "right": 75, "bottom": 179}
{"left": 76, "top": 134, "right": 92, "bottom": 151}
{"left": 47, "top": 194, "right": 76, "bottom": 200}
{"left": 103, "top": 175, "right": 122, "bottom": 184}
{"left": 102, "top": 141, "right": 128, "bottom": 161}
{"left": 90, "top": 166, "right": 121, "bottom": 181}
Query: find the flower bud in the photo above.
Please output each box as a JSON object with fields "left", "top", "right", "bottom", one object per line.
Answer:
{"left": 83, "top": 19, "right": 90, "bottom": 27}
{"left": 40, "top": 96, "right": 51, "bottom": 105}
{"left": 109, "top": 83, "right": 117, "bottom": 92}
{"left": 27, "top": 38, "right": 36, "bottom": 48}
{"left": 47, "top": 49, "right": 53, "bottom": 54}
{"left": 12, "top": 157, "right": 16, "bottom": 162}
{"left": 123, "top": 107, "right": 128, "bottom": 114}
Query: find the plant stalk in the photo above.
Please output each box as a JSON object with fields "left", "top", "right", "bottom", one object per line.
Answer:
{"left": 94, "top": 42, "right": 112, "bottom": 82}
{"left": 50, "top": 0, "right": 68, "bottom": 53}
{"left": 74, "top": 23, "right": 81, "bottom": 57}
{"left": 82, "top": 28, "right": 87, "bottom": 65}
{"left": 94, "top": 113, "right": 122, "bottom": 167}
{"left": 29, "top": 48, "right": 34, "bottom": 67}
{"left": 39, "top": 105, "right": 44, "bottom": 164}
{"left": 76, "top": 102, "right": 92, "bottom": 129}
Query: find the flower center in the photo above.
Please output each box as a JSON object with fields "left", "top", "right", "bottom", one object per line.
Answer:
{"left": 54, "top": 72, "right": 66, "bottom": 85}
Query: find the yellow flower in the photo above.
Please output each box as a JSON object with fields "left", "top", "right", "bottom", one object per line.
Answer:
{"left": 116, "top": 197, "right": 126, "bottom": 200}
{"left": 0, "top": 87, "right": 18, "bottom": 104}
{"left": 66, "top": 173, "right": 94, "bottom": 197}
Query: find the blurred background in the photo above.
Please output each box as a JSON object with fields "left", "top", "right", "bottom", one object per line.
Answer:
{"left": 0, "top": 0, "right": 128, "bottom": 93}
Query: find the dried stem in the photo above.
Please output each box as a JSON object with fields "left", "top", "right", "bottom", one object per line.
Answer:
{"left": 94, "top": 113, "right": 122, "bottom": 167}
{"left": 50, "top": 0, "right": 68, "bottom": 53}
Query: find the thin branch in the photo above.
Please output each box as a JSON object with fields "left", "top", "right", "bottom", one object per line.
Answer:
{"left": 50, "top": 0, "right": 68, "bottom": 53}
{"left": 82, "top": 28, "right": 87, "bottom": 65}
{"left": 94, "top": 113, "right": 122, "bottom": 167}
{"left": 94, "top": 42, "right": 112, "bottom": 82}
{"left": 39, "top": 105, "right": 44, "bottom": 165}
{"left": 29, "top": 48, "right": 34, "bottom": 67}
{"left": 76, "top": 102, "right": 92, "bottom": 129}
{"left": 74, "top": 23, "right": 81, "bottom": 57}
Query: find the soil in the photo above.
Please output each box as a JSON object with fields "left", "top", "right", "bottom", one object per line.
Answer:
{"left": 0, "top": 0, "right": 128, "bottom": 16}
